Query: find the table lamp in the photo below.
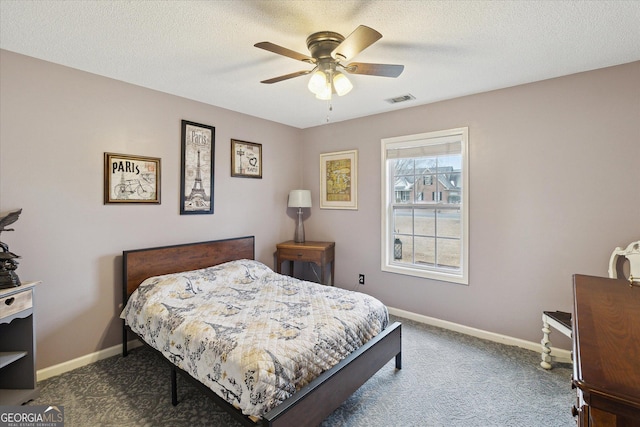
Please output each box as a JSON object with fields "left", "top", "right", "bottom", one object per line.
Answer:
{"left": 288, "top": 190, "right": 312, "bottom": 243}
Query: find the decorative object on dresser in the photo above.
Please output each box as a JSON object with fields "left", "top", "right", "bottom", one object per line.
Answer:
{"left": 319, "top": 149, "right": 358, "bottom": 210}
{"left": 103, "top": 153, "right": 160, "bottom": 204}
{"left": 571, "top": 274, "right": 640, "bottom": 426}
{"left": 608, "top": 240, "right": 640, "bottom": 286}
{"left": 276, "top": 240, "right": 335, "bottom": 286}
{"left": 0, "top": 281, "right": 40, "bottom": 405}
{"left": 180, "top": 120, "right": 215, "bottom": 215}
{"left": 231, "top": 139, "right": 262, "bottom": 178}
{"left": 0, "top": 208, "right": 22, "bottom": 289}
{"left": 287, "top": 189, "right": 312, "bottom": 243}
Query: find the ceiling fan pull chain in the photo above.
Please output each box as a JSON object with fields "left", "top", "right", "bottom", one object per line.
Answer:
{"left": 326, "top": 101, "right": 333, "bottom": 123}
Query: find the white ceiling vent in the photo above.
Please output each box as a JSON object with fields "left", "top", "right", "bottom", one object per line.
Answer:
{"left": 385, "top": 94, "right": 416, "bottom": 104}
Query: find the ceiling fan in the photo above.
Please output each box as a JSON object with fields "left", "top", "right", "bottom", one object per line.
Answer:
{"left": 255, "top": 25, "right": 404, "bottom": 100}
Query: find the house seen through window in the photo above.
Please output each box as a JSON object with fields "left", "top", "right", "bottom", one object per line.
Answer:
{"left": 381, "top": 128, "right": 469, "bottom": 284}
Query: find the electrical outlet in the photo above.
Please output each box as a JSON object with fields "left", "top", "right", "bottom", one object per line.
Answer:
{"left": 358, "top": 274, "right": 365, "bottom": 285}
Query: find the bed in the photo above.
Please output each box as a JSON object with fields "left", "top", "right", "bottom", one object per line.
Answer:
{"left": 120, "top": 236, "right": 402, "bottom": 427}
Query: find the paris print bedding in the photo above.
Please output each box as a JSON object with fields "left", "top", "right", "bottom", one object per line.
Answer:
{"left": 120, "top": 259, "right": 389, "bottom": 418}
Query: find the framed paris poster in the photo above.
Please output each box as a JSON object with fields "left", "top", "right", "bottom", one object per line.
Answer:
{"left": 104, "top": 153, "right": 160, "bottom": 204}
{"left": 180, "top": 120, "right": 215, "bottom": 215}
{"left": 231, "top": 139, "right": 262, "bottom": 178}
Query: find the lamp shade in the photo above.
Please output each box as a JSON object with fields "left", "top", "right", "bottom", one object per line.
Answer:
{"left": 333, "top": 72, "right": 353, "bottom": 96}
{"left": 288, "top": 190, "right": 312, "bottom": 208}
{"left": 308, "top": 70, "right": 327, "bottom": 95}
{"left": 315, "top": 84, "right": 332, "bottom": 100}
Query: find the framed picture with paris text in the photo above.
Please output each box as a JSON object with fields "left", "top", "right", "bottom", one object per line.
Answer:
{"left": 180, "top": 120, "right": 215, "bottom": 215}
{"left": 320, "top": 149, "right": 358, "bottom": 210}
{"left": 231, "top": 139, "right": 262, "bottom": 178}
{"left": 104, "top": 153, "right": 160, "bottom": 204}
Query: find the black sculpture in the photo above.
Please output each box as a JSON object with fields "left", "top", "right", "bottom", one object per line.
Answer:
{"left": 0, "top": 208, "right": 22, "bottom": 288}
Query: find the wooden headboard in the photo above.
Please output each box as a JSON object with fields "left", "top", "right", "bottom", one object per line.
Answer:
{"left": 122, "top": 236, "right": 255, "bottom": 299}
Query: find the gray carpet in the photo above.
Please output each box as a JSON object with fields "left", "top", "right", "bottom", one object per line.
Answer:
{"left": 29, "top": 316, "right": 574, "bottom": 426}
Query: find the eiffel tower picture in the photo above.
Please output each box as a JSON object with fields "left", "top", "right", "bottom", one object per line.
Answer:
{"left": 181, "top": 120, "right": 214, "bottom": 215}
{"left": 187, "top": 150, "right": 209, "bottom": 204}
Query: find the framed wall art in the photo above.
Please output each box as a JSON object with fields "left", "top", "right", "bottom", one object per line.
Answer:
{"left": 180, "top": 120, "right": 215, "bottom": 215}
{"left": 104, "top": 153, "right": 160, "bottom": 204}
{"left": 319, "top": 149, "right": 358, "bottom": 210}
{"left": 231, "top": 139, "right": 262, "bottom": 178}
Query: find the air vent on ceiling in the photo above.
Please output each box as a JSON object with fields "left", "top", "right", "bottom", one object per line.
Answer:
{"left": 385, "top": 94, "right": 416, "bottom": 104}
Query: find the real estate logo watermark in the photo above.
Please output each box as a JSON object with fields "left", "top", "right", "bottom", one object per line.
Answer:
{"left": 0, "top": 405, "right": 64, "bottom": 427}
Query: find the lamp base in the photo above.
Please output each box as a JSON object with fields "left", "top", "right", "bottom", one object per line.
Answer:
{"left": 294, "top": 208, "right": 305, "bottom": 243}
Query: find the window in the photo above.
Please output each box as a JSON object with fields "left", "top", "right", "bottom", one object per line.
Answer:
{"left": 381, "top": 128, "right": 468, "bottom": 284}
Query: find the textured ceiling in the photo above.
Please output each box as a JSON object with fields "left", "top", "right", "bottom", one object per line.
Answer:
{"left": 1, "top": 1, "right": 639, "bottom": 129}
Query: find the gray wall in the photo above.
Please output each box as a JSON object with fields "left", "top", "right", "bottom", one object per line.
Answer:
{"left": 0, "top": 50, "right": 303, "bottom": 369}
{"left": 1, "top": 49, "right": 638, "bottom": 369}
{"left": 301, "top": 61, "right": 640, "bottom": 348}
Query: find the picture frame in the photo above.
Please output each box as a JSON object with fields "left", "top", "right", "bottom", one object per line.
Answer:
{"left": 231, "top": 139, "right": 262, "bottom": 178}
{"left": 320, "top": 149, "right": 358, "bottom": 210}
{"left": 104, "top": 153, "right": 160, "bottom": 204}
{"left": 180, "top": 120, "right": 215, "bottom": 215}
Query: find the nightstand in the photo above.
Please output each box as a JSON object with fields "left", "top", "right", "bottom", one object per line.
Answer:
{"left": 276, "top": 241, "right": 335, "bottom": 285}
{"left": 0, "top": 282, "right": 40, "bottom": 405}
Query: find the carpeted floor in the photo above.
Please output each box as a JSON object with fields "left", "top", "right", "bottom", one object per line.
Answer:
{"left": 29, "top": 316, "right": 574, "bottom": 426}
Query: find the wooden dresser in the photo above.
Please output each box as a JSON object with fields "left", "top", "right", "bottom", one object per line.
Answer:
{"left": 572, "top": 274, "right": 640, "bottom": 426}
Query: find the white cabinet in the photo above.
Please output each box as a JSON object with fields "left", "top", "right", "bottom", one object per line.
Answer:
{"left": 0, "top": 281, "right": 39, "bottom": 405}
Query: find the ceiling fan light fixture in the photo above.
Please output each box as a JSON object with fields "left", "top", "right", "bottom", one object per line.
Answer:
{"left": 308, "top": 70, "right": 328, "bottom": 96}
{"left": 333, "top": 72, "right": 353, "bottom": 96}
{"left": 256, "top": 25, "right": 404, "bottom": 102}
{"left": 315, "top": 82, "right": 332, "bottom": 100}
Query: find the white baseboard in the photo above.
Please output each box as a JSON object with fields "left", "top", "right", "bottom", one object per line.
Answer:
{"left": 388, "top": 307, "right": 572, "bottom": 364}
{"left": 37, "top": 340, "right": 142, "bottom": 382}
{"left": 37, "top": 309, "right": 571, "bottom": 381}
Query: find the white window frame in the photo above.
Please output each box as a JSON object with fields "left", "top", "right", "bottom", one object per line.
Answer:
{"left": 381, "top": 127, "right": 469, "bottom": 285}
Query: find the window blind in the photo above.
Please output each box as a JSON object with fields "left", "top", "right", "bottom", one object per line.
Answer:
{"left": 386, "top": 135, "right": 461, "bottom": 159}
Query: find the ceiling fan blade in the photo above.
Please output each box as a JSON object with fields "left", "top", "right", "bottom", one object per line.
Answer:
{"left": 254, "top": 42, "right": 314, "bottom": 63}
{"left": 344, "top": 62, "right": 404, "bottom": 78}
{"left": 332, "top": 25, "right": 382, "bottom": 61}
{"left": 260, "top": 70, "right": 312, "bottom": 84}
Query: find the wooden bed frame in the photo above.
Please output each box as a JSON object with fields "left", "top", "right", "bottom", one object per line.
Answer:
{"left": 121, "top": 236, "right": 402, "bottom": 427}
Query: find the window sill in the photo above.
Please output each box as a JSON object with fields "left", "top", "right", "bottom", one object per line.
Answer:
{"left": 382, "top": 263, "right": 468, "bottom": 285}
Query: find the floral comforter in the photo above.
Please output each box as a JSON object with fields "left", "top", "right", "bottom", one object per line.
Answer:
{"left": 120, "top": 259, "right": 388, "bottom": 418}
